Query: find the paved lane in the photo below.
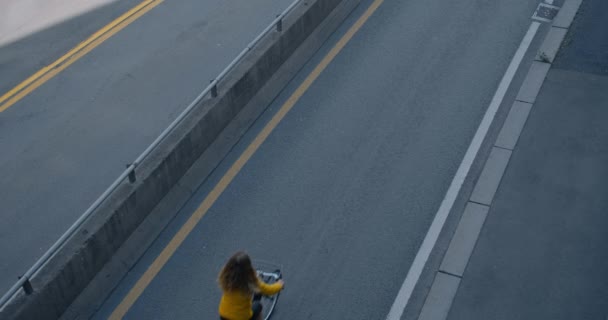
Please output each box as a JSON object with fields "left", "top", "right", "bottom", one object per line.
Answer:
{"left": 92, "top": 0, "right": 545, "bottom": 319}
{"left": 0, "top": 0, "right": 294, "bottom": 294}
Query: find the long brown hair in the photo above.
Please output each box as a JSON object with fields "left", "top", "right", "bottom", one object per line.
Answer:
{"left": 218, "top": 251, "right": 258, "bottom": 293}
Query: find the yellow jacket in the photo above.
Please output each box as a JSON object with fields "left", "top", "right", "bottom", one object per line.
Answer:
{"left": 219, "top": 278, "right": 283, "bottom": 320}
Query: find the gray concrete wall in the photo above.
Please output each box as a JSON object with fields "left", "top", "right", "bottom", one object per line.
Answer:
{"left": 0, "top": 0, "right": 345, "bottom": 318}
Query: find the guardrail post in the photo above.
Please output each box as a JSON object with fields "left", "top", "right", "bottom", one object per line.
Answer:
{"left": 211, "top": 81, "right": 218, "bottom": 98}
{"left": 276, "top": 16, "right": 283, "bottom": 32}
{"left": 126, "top": 164, "right": 136, "bottom": 183}
{"left": 18, "top": 276, "right": 33, "bottom": 295}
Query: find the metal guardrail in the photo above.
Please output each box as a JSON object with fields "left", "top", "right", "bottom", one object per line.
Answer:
{"left": 0, "top": 0, "right": 301, "bottom": 309}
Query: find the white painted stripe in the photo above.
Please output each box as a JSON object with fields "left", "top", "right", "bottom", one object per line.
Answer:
{"left": 385, "top": 21, "right": 540, "bottom": 320}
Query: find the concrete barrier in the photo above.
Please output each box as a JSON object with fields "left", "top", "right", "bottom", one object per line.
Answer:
{"left": 0, "top": 0, "right": 348, "bottom": 318}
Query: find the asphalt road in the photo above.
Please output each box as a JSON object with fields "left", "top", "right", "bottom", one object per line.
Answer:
{"left": 0, "top": 0, "right": 140, "bottom": 94}
{"left": 449, "top": 0, "right": 608, "bottom": 318}
{"left": 0, "top": 0, "right": 295, "bottom": 295}
{"left": 91, "top": 0, "right": 547, "bottom": 319}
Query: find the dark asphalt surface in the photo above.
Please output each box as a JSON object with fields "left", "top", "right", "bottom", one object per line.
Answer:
{"left": 0, "top": 0, "right": 140, "bottom": 95}
{"left": 554, "top": 0, "right": 608, "bottom": 75}
{"left": 448, "top": 0, "right": 608, "bottom": 319}
{"left": 92, "top": 0, "right": 545, "bottom": 319}
{"left": 0, "top": 0, "right": 295, "bottom": 295}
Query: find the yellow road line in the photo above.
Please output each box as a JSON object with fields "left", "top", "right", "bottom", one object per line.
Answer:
{"left": 108, "top": 0, "right": 384, "bottom": 318}
{"left": 0, "top": 0, "right": 163, "bottom": 113}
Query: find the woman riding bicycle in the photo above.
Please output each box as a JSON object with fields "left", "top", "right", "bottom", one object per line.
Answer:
{"left": 218, "top": 251, "right": 284, "bottom": 320}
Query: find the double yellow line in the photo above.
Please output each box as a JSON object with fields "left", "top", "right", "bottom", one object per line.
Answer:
{"left": 0, "top": 0, "right": 163, "bottom": 113}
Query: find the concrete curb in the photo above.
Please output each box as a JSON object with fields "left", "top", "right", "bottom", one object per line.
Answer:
{"left": 469, "top": 147, "right": 512, "bottom": 206}
{"left": 553, "top": 0, "right": 583, "bottom": 29}
{"left": 417, "top": 0, "right": 583, "bottom": 318}
{"left": 418, "top": 273, "right": 460, "bottom": 320}
{"left": 495, "top": 101, "right": 533, "bottom": 150}
{"left": 439, "top": 203, "right": 489, "bottom": 277}
{"left": 537, "top": 0, "right": 583, "bottom": 64}
{"left": 0, "top": 0, "right": 354, "bottom": 319}
{"left": 537, "top": 27, "right": 568, "bottom": 63}
{"left": 515, "top": 61, "right": 551, "bottom": 103}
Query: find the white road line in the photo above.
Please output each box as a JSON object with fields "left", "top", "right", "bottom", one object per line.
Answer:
{"left": 385, "top": 21, "right": 541, "bottom": 320}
